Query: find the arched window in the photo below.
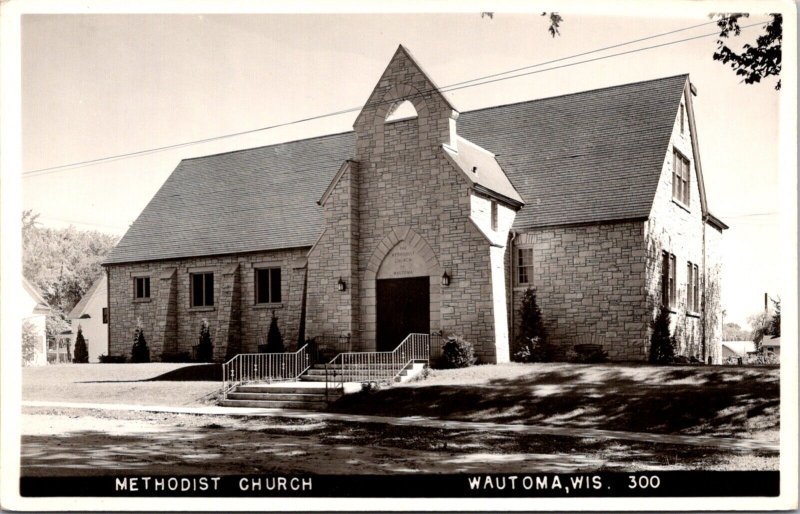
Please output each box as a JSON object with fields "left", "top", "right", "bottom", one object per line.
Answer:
{"left": 385, "top": 100, "right": 418, "bottom": 123}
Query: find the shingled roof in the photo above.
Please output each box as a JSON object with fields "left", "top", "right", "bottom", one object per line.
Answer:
{"left": 105, "top": 74, "right": 689, "bottom": 265}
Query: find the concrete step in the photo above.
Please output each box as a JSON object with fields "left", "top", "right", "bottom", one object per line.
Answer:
{"left": 235, "top": 384, "right": 331, "bottom": 394}
{"left": 219, "top": 399, "right": 332, "bottom": 410}
{"left": 226, "top": 392, "right": 331, "bottom": 402}
{"left": 310, "top": 363, "right": 418, "bottom": 370}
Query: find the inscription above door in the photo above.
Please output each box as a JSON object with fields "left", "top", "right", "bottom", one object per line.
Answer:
{"left": 377, "top": 241, "right": 428, "bottom": 279}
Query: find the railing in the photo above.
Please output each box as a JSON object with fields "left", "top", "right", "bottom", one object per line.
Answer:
{"left": 325, "top": 333, "right": 430, "bottom": 390}
{"left": 222, "top": 344, "right": 310, "bottom": 399}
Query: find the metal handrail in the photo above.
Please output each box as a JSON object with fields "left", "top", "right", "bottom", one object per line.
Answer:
{"left": 324, "top": 333, "right": 430, "bottom": 392}
{"left": 222, "top": 343, "right": 310, "bottom": 399}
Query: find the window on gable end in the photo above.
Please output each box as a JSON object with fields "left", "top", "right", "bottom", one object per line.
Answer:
{"left": 672, "top": 149, "right": 691, "bottom": 207}
{"left": 385, "top": 100, "right": 418, "bottom": 123}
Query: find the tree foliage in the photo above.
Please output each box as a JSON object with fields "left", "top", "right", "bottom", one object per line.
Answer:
{"left": 712, "top": 13, "right": 782, "bottom": 90}
{"left": 769, "top": 298, "right": 780, "bottom": 337}
{"left": 649, "top": 305, "right": 676, "bottom": 364}
{"left": 196, "top": 318, "right": 214, "bottom": 362}
{"left": 73, "top": 325, "right": 89, "bottom": 363}
{"left": 723, "top": 322, "right": 750, "bottom": 341}
{"left": 22, "top": 210, "right": 118, "bottom": 314}
{"left": 22, "top": 320, "right": 38, "bottom": 366}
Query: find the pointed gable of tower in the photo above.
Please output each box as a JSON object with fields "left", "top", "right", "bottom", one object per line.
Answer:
{"left": 353, "top": 45, "right": 459, "bottom": 156}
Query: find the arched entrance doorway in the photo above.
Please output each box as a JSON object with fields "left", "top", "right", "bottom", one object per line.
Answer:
{"left": 365, "top": 227, "right": 441, "bottom": 351}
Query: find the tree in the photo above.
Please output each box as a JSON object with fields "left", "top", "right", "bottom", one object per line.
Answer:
{"left": 479, "top": 13, "right": 781, "bottom": 90}
{"left": 712, "top": 13, "right": 782, "bottom": 90}
{"left": 514, "top": 288, "right": 552, "bottom": 362}
{"left": 131, "top": 319, "right": 150, "bottom": 363}
{"left": 22, "top": 320, "right": 38, "bottom": 366}
{"left": 748, "top": 310, "right": 772, "bottom": 351}
{"left": 769, "top": 298, "right": 781, "bottom": 337}
{"left": 73, "top": 325, "right": 89, "bottom": 363}
{"left": 649, "top": 305, "right": 676, "bottom": 364}
{"left": 265, "top": 313, "right": 285, "bottom": 353}
{"left": 723, "top": 322, "right": 749, "bottom": 341}
{"left": 196, "top": 318, "right": 214, "bottom": 362}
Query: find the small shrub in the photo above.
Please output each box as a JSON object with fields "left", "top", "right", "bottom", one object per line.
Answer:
{"left": 131, "top": 319, "right": 150, "bottom": 363}
{"left": 161, "top": 351, "right": 192, "bottom": 363}
{"left": 513, "top": 288, "right": 554, "bottom": 362}
{"left": 264, "top": 313, "right": 285, "bottom": 353}
{"left": 746, "top": 351, "right": 780, "bottom": 366}
{"left": 441, "top": 335, "right": 474, "bottom": 368}
{"left": 98, "top": 354, "right": 126, "bottom": 363}
{"left": 360, "top": 381, "right": 382, "bottom": 393}
{"left": 649, "top": 305, "right": 675, "bottom": 364}
{"left": 195, "top": 318, "right": 214, "bottom": 362}
{"left": 73, "top": 325, "right": 89, "bottom": 363}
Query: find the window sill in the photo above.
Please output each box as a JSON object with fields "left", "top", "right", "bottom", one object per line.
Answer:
{"left": 686, "top": 311, "right": 701, "bottom": 318}
{"left": 672, "top": 199, "right": 691, "bottom": 213}
{"left": 252, "top": 303, "right": 284, "bottom": 310}
{"left": 133, "top": 298, "right": 152, "bottom": 303}
{"left": 188, "top": 306, "right": 216, "bottom": 312}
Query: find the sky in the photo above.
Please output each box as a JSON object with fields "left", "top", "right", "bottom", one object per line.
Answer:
{"left": 18, "top": 10, "right": 786, "bottom": 328}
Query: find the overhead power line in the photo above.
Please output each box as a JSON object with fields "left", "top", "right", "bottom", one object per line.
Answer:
{"left": 23, "top": 18, "right": 768, "bottom": 178}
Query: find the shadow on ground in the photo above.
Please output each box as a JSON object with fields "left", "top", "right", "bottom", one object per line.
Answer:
{"left": 21, "top": 413, "right": 775, "bottom": 476}
{"left": 329, "top": 365, "right": 780, "bottom": 437}
{"left": 78, "top": 364, "right": 222, "bottom": 383}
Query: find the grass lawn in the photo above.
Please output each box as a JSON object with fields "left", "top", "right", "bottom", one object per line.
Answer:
{"left": 330, "top": 362, "right": 780, "bottom": 441}
{"left": 23, "top": 363, "right": 221, "bottom": 407}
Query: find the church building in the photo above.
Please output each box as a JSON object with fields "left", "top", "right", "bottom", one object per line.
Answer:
{"left": 103, "top": 46, "right": 727, "bottom": 364}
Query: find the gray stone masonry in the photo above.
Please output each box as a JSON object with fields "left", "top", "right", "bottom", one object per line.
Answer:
{"left": 107, "top": 248, "right": 307, "bottom": 361}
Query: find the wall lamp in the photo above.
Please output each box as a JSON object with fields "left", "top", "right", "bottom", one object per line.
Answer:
{"left": 337, "top": 277, "right": 347, "bottom": 292}
{"left": 441, "top": 271, "right": 451, "bottom": 287}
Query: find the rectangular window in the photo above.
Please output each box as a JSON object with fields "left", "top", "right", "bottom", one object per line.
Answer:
{"left": 102, "top": 307, "right": 108, "bottom": 324}
{"left": 662, "top": 251, "right": 676, "bottom": 308}
{"left": 672, "top": 149, "right": 690, "bottom": 206}
{"left": 516, "top": 248, "right": 533, "bottom": 285}
{"left": 191, "top": 272, "right": 214, "bottom": 307}
{"left": 680, "top": 104, "right": 685, "bottom": 134}
{"left": 134, "top": 276, "right": 150, "bottom": 299}
{"left": 693, "top": 264, "right": 700, "bottom": 312}
{"left": 490, "top": 201, "right": 498, "bottom": 231}
{"left": 255, "top": 267, "right": 282, "bottom": 304}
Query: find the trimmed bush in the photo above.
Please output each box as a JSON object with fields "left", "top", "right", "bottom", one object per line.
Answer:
{"left": 195, "top": 318, "right": 213, "bottom": 362}
{"left": 98, "top": 354, "right": 126, "bottom": 363}
{"left": 131, "top": 320, "right": 150, "bottom": 363}
{"left": 441, "top": 335, "right": 474, "bottom": 368}
{"left": 514, "top": 288, "right": 554, "bottom": 362}
{"left": 649, "top": 305, "right": 676, "bottom": 364}
{"left": 73, "top": 325, "right": 89, "bottom": 363}
{"left": 264, "top": 313, "right": 285, "bottom": 353}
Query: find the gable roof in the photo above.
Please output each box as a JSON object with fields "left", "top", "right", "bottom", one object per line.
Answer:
{"left": 105, "top": 74, "right": 690, "bottom": 265}
{"left": 68, "top": 275, "right": 107, "bottom": 319}
{"left": 458, "top": 74, "right": 689, "bottom": 229}
{"left": 23, "top": 278, "right": 50, "bottom": 314}
{"left": 443, "top": 136, "right": 524, "bottom": 206}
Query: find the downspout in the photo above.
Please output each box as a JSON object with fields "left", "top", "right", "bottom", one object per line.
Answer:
{"left": 701, "top": 216, "right": 707, "bottom": 362}
{"left": 508, "top": 230, "right": 517, "bottom": 346}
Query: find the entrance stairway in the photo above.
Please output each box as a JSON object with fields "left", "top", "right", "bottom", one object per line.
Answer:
{"left": 219, "top": 333, "right": 432, "bottom": 410}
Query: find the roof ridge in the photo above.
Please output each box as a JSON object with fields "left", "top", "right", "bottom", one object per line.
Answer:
{"left": 460, "top": 73, "right": 689, "bottom": 116}
{"left": 179, "top": 129, "right": 354, "bottom": 163}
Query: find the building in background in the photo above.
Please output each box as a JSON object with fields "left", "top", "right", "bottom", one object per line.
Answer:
{"left": 22, "top": 278, "right": 50, "bottom": 366}
{"left": 67, "top": 275, "right": 109, "bottom": 362}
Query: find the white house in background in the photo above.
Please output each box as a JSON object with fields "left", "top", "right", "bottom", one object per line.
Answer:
{"left": 22, "top": 278, "right": 50, "bottom": 366}
{"left": 68, "top": 275, "right": 109, "bottom": 362}
{"left": 761, "top": 335, "right": 781, "bottom": 357}
{"left": 721, "top": 340, "right": 757, "bottom": 361}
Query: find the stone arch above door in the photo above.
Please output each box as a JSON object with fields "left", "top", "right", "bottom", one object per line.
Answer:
{"left": 362, "top": 226, "right": 442, "bottom": 350}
